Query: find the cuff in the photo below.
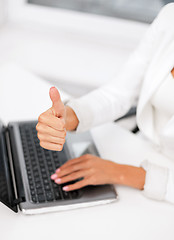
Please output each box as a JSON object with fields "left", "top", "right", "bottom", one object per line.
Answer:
{"left": 165, "top": 169, "right": 174, "bottom": 204}
{"left": 66, "top": 99, "right": 94, "bottom": 133}
{"left": 141, "top": 160, "right": 168, "bottom": 201}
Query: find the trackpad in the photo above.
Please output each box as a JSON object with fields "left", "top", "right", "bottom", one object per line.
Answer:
{"left": 66, "top": 131, "right": 99, "bottom": 159}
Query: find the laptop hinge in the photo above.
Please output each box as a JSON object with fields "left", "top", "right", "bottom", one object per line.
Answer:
{"left": 13, "top": 197, "right": 25, "bottom": 206}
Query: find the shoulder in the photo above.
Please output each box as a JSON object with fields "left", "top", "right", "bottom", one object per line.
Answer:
{"left": 155, "top": 3, "right": 174, "bottom": 28}
{"left": 159, "top": 3, "right": 174, "bottom": 17}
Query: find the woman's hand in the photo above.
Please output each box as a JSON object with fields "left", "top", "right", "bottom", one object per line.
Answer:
{"left": 51, "top": 154, "right": 146, "bottom": 191}
{"left": 36, "top": 87, "right": 79, "bottom": 151}
{"left": 36, "top": 87, "right": 66, "bottom": 151}
{"left": 51, "top": 154, "right": 120, "bottom": 191}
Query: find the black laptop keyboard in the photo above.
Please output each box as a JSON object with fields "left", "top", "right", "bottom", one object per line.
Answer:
{"left": 19, "top": 122, "right": 80, "bottom": 204}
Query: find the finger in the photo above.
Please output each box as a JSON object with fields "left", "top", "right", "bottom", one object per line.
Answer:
{"left": 55, "top": 162, "right": 88, "bottom": 178}
{"left": 49, "top": 87, "right": 64, "bottom": 117}
{"left": 62, "top": 178, "right": 90, "bottom": 191}
{"left": 37, "top": 133, "right": 65, "bottom": 145}
{"left": 40, "top": 141, "right": 63, "bottom": 151}
{"left": 54, "top": 170, "right": 88, "bottom": 184}
{"left": 38, "top": 112, "right": 65, "bottom": 131}
{"left": 58, "top": 155, "right": 90, "bottom": 171}
{"left": 36, "top": 123, "right": 66, "bottom": 138}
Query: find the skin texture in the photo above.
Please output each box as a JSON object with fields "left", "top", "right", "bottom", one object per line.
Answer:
{"left": 36, "top": 86, "right": 146, "bottom": 192}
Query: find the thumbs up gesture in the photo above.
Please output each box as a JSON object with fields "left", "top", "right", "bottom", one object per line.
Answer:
{"left": 36, "top": 87, "right": 66, "bottom": 151}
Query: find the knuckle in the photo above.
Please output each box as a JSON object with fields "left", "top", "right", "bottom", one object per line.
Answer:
{"left": 61, "top": 138, "right": 66, "bottom": 144}
{"left": 70, "top": 165, "right": 76, "bottom": 172}
{"left": 59, "top": 131, "right": 66, "bottom": 138}
{"left": 61, "top": 123, "right": 65, "bottom": 129}
{"left": 40, "top": 141, "right": 44, "bottom": 148}
{"left": 56, "top": 138, "right": 64, "bottom": 145}
{"left": 88, "top": 167, "right": 94, "bottom": 175}
{"left": 36, "top": 123, "right": 40, "bottom": 131}
{"left": 61, "top": 119, "right": 66, "bottom": 127}
{"left": 37, "top": 132, "right": 41, "bottom": 140}
{"left": 38, "top": 113, "right": 45, "bottom": 123}
{"left": 74, "top": 172, "right": 80, "bottom": 179}
{"left": 57, "top": 145, "right": 63, "bottom": 151}
{"left": 86, "top": 158, "right": 91, "bottom": 166}
{"left": 58, "top": 119, "right": 65, "bottom": 129}
{"left": 88, "top": 176, "right": 95, "bottom": 184}
{"left": 63, "top": 176, "right": 71, "bottom": 183}
{"left": 38, "top": 115, "right": 42, "bottom": 123}
{"left": 83, "top": 154, "right": 89, "bottom": 160}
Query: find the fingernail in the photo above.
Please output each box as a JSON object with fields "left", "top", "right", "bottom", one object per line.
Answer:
{"left": 56, "top": 168, "right": 60, "bottom": 173}
{"left": 55, "top": 178, "right": 61, "bottom": 184}
{"left": 50, "top": 86, "right": 55, "bottom": 91}
{"left": 63, "top": 186, "right": 69, "bottom": 191}
{"left": 51, "top": 173, "right": 57, "bottom": 180}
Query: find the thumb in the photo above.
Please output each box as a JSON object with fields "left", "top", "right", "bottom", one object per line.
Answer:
{"left": 49, "top": 87, "right": 65, "bottom": 118}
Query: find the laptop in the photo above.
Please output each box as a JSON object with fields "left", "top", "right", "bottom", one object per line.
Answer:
{"left": 0, "top": 120, "right": 118, "bottom": 215}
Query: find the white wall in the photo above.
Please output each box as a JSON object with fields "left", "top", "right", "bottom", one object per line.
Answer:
{"left": 0, "top": 0, "right": 7, "bottom": 26}
{"left": 0, "top": 1, "right": 149, "bottom": 96}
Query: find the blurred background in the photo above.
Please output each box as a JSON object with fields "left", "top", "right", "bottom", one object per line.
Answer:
{"left": 28, "top": 0, "right": 172, "bottom": 23}
{"left": 0, "top": 0, "right": 173, "bottom": 98}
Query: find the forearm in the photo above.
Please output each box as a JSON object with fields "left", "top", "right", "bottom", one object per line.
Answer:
{"left": 64, "top": 106, "right": 146, "bottom": 190}
{"left": 65, "top": 106, "right": 79, "bottom": 131}
{"left": 114, "top": 163, "right": 146, "bottom": 190}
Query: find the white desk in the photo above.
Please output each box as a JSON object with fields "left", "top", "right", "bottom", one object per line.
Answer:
{"left": 0, "top": 65, "right": 174, "bottom": 240}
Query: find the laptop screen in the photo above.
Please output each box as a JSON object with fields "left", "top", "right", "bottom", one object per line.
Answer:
{"left": 0, "top": 122, "right": 17, "bottom": 212}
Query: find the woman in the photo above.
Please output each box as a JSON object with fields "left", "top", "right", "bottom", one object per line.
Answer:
{"left": 36, "top": 3, "right": 174, "bottom": 203}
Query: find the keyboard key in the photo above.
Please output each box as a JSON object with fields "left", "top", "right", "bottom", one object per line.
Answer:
{"left": 34, "top": 177, "right": 40, "bottom": 183}
{"left": 54, "top": 191, "right": 61, "bottom": 200}
{"left": 43, "top": 179, "right": 49, "bottom": 185}
{"left": 36, "top": 183, "right": 42, "bottom": 189}
{"left": 38, "top": 194, "right": 45, "bottom": 203}
{"left": 31, "top": 190, "right": 35, "bottom": 196}
{"left": 37, "top": 188, "right": 43, "bottom": 195}
{"left": 53, "top": 183, "right": 58, "bottom": 189}
{"left": 32, "top": 196, "right": 37, "bottom": 203}
{"left": 46, "top": 192, "right": 53, "bottom": 201}
{"left": 42, "top": 173, "right": 48, "bottom": 179}
{"left": 71, "top": 190, "right": 79, "bottom": 199}
{"left": 33, "top": 171, "right": 39, "bottom": 178}
{"left": 44, "top": 184, "right": 51, "bottom": 191}
{"left": 41, "top": 168, "right": 46, "bottom": 173}
{"left": 28, "top": 175, "right": 32, "bottom": 180}
{"left": 63, "top": 191, "right": 70, "bottom": 200}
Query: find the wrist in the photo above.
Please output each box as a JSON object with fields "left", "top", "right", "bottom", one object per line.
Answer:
{"left": 65, "top": 106, "right": 79, "bottom": 131}
{"left": 113, "top": 164, "right": 146, "bottom": 190}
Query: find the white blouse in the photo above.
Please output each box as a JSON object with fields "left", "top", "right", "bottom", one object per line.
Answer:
{"left": 151, "top": 72, "right": 174, "bottom": 158}
{"left": 145, "top": 72, "right": 174, "bottom": 203}
{"left": 67, "top": 4, "right": 174, "bottom": 204}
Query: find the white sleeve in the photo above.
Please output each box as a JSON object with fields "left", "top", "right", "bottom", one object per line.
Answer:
{"left": 165, "top": 169, "right": 174, "bottom": 203}
{"left": 141, "top": 160, "right": 174, "bottom": 204}
{"left": 67, "top": 5, "right": 166, "bottom": 132}
{"left": 141, "top": 160, "right": 169, "bottom": 201}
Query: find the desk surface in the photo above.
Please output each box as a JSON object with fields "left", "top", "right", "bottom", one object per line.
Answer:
{"left": 0, "top": 65, "right": 174, "bottom": 240}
